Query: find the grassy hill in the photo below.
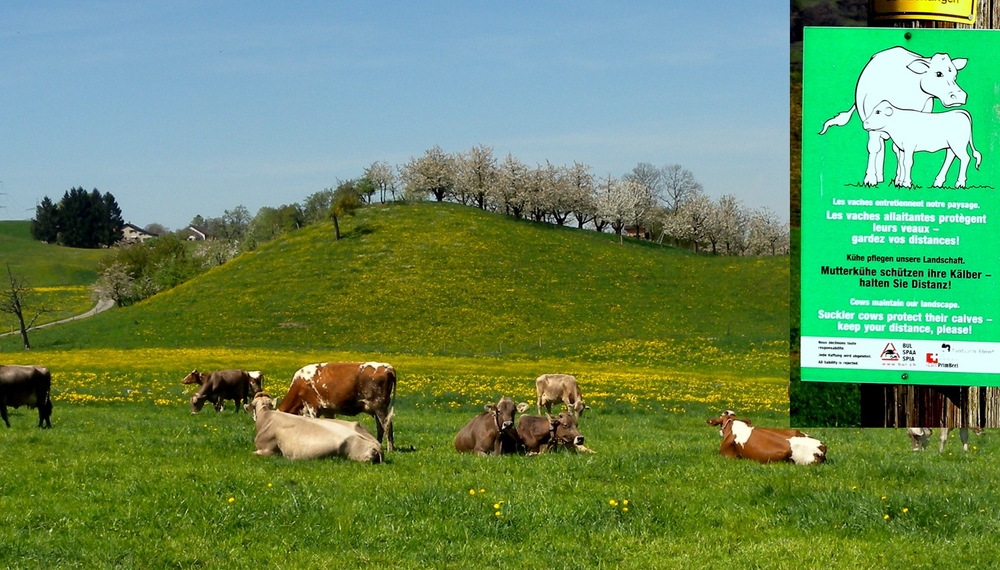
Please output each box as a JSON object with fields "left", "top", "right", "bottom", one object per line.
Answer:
{"left": 3, "top": 202, "right": 789, "bottom": 373}
{"left": 0, "top": 220, "right": 109, "bottom": 330}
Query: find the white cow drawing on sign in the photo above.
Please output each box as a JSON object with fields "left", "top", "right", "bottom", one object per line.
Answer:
{"left": 862, "top": 101, "right": 981, "bottom": 188}
{"left": 819, "top": 46, "right": 968, "bottom": 186}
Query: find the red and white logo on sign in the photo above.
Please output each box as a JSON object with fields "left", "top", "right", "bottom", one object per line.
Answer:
{"left": 881, "top": 343, "right": 899, "bottom": 361}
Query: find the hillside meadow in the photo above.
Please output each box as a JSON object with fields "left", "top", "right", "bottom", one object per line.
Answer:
{"left": 2, "top": 203, "right": 997, "bottom": 567}
{"left": 0, "top": 221, "right": 107, "bottom": 332}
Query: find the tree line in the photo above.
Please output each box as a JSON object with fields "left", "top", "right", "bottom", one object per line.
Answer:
{"left": 31, "top": 187, "right": 125, "bottom": 248}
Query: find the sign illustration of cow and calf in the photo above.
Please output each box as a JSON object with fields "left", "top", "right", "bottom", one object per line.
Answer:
{"left": 819, "top": 46, "right": 984, "bottom": 189}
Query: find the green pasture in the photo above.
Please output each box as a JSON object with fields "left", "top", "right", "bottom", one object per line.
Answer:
{"left": 0, "top": 204, "right": 788, "bottom": 373}
{"left": 0, "top": 221, "right": 107, "bottom": 331}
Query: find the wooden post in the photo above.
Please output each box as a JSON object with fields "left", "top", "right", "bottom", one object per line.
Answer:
{"left": 859, "top": 0, "right": 1000, "bottom": 429}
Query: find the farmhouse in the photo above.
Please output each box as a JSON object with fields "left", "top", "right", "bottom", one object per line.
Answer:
{"left": 120, "top": 223, "right": 157, "bottom": 244}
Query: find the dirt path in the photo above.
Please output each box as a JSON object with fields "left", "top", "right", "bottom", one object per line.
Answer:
{"left": 0, "top": 298, "right": 115, "bottom": 338}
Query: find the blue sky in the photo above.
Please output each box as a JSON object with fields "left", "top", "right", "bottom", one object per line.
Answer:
{"left": 1, "top": 2, "right": 789, "bottom": 230}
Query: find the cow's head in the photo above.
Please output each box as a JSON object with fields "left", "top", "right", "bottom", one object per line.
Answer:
{"left": 571, "top": 399, "right": 591, "bottom": 418}
{"left": 862, "top": 100, "right": 895, "bottom": 131}
{"left": 707, "top": 411, "right": 741, "bottom": 437}
{"left": 486, "top": 397, "right": 530, "bottom": 433}
{"left": 247, "top": 371, "right": 264, "bottom": 394}
{"left": 181, "top": 370, "right": 203, "bottom": 385}
{"left": 246, "top": 392, "right": 274, "bottom": 421}
{"left": 911, "top": 53, "right": 968, "bottom": 108}
{"left": 549, "top": 412, "right": 585, "bottom": 448}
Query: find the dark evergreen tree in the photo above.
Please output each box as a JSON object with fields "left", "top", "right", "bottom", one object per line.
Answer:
{"left": 30, "top": 197, "right": 60, "bottom": 243}
{"left": 29, "top": 187, "right": 126, "bottom": 248}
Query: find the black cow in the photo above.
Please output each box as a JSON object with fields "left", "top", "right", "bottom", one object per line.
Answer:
{"left": 0, "top": 365, "right": 52, "bottom": 428}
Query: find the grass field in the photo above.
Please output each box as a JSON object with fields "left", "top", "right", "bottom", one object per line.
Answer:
{"left": 3, "top": 204, "right": 993, "bottom": 568}
{"left": 0, "top": 221, "right": 107, "bottom": 331}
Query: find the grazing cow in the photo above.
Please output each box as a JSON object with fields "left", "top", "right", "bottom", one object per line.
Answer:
{"left": 706, "top": 411, "right": 826, "bottom": 465}
{"left": 247, "top": 393, "right": 383, "bottom": 463}
{"left": 278, "top": 362, "right": 396, "bottom": 452}
{"left": 182, "top": 369, "right": 256, "bottom": 413}
{"left": 454, "top": 397, "right": 529, "bottom": 456}
{"left": 907, "top": 427, "right": 981, "bottom": 452}
{"left": 862, "top": 101, "right": 981, "bottom": 188}
{"left": 535, "top": 374, "right": 590, "bottom": 417}
{"left": 0, "top": 365, "right": 52, "bottom": 428}
{"left": 819, "top": 46, "right": 968, "bottom": 186}
{"left": 516, "top": 411, "right": 595, "bottom": 455}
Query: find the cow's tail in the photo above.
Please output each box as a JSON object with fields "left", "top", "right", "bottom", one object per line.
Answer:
{"left": 819, "top": 106, "right": 856, "bottom": 135}
{"left": 381, "top": 367, "right": 397, "bottom": 437}
{"left": 966, "top": 112, "right": 983, "bottom": 169}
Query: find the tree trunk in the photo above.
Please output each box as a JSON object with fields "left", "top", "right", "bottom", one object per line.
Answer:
{"left": 332, "top": 215, "right": 341, "bottom": 241}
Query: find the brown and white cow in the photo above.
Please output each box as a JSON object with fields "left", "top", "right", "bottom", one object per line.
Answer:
{"left": 706, "top": 411, "right": 826, "bottom": 465}
{"left": 535, "top": 374, "right": 589, "bottom": 417}
{"left": 0, "top": 365, "right": 52, "bottom": 428}
{"left": 247, "top": 393, "right": 383, "bottom": 463}
{"left": 278, "top": 362, "right": 396, "bottom": 452}
{"left": 516, "top": 411, "right": 595, "bottom": 455}
{"left": 454, "top": 397, "right": 529, "bottom": 456}
{"left": 182, "top": 369, "right": 259, "bottom": 413}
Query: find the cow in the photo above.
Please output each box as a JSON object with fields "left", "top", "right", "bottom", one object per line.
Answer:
{"left": 516, "top": 411, "right": 595, "bottom": 455}
{"left": 707, "top": 410, "right": 808, "bottom": 439}
{"left": 707, "top": 411, "right": 826, "bottom": 465}
{"left": 246, "top": 393, "right": 383, "bottom": 463}
{"left": 278, "top": 362, "right": 396, "bottom": 452}
{"left": 182, "top": 369, "right": 258, "bottom": 413}
{"left": 907, "top": 427, "right": 982, "bottom": 452}
{"left": 454, "top": 397, "right": 529, "bottom": 456}
{"left": 819, "top": 47, "right": 968, "bottom": 186}
{"left": 0, "top": 365, "right": 52, "bottom": 428}
{"left": 535, "top": 374, "right": 590, "bottom": 417}
{"left": 861, "top": 101, "right": 981, "bottom": 188}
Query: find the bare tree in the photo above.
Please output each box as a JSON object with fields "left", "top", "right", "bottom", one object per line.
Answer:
{"left": 0, "top": 263, "right": 49, "bottom": 349}
{"left": 660, "top": 164, "right": 703, "bottom": 213}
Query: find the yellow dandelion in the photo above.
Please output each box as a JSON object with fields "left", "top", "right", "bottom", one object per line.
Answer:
{"left": 902, "top": 508, "right": 909, "bottom": 513}
{"left": 495, "top": 511, "right": 501, "bottom": 517}
{"left": 881, "top": 496, "right": 887, "bottom": 501}
{"left": 267, "top": 483, "right": 273, "bottom": 488}
{"left": 228, "top": 497, "right": 235, "bottom": 504}
{"left": 883, "top": 514, "right": 890, "bottom": 520}
{"left": 609, "top": 500, "right": 618, "bottom": 507}
{"left": 494, "top": 503, "right": 501, "bottom": 509}
{"left": 622, "top": 507, "right": 629, "bottom": 513}
{"left": 480, "top": 489, "right": 485, "bottom": 493}
{"left": 469, "top": 489, "right": 476, "bottom": 495}
{"left": 623, "top": 500, "right": 629, "bottom": 506}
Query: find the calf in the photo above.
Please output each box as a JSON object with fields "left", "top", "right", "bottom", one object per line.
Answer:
{"left": 182, "top": 369, "right": 255, "bottom": 413}
{"left": 0, "top": 365, "right": 52, "bottom": 428}
{"left": 516, "top": 411, "right": 595, "bottom": 454}
{"left": 862, "top": 100, "right": 981, "bottom": 188}
{"left": 454, "top": 397, "right": 529, "bottom": 456}
{"left": 908, "top": 427, "right": 980, "bottom": 452}
{"left": 246, "top": 393, "right": 383, "bottom": 463}
{"left": 707, "top": 411, "right": 825, "bottom": 465}
{"left": 535, "top": 374, "right": 589, "bottom": 417}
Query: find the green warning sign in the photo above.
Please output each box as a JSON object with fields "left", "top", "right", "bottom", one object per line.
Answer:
{"left": 801, "top": 27, "right": 1000, "bottom": 385}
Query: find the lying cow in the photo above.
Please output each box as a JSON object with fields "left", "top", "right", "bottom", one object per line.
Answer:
{"left": 862, "top": 100, "right": 981, "bottom": 188}
{"left": 0, "top": 365, "right": 52, "bottom": 428}
{"left": 535, "top": 374, "right": 590, "bottom": 417}
{"left": 707, "top": 411, "right": 825, "bottom": 465}
{"left": 182, "top": 369, "right": 259, "bottom": 413}
{"left": 247, "top": 392, "right": 383, "bottom": 463}
{"left": 278, "top": 362, "right": 396, "bottom": 452}
{"left": 454, "top": 397, "right": 529, "bottom": 456}
{"left": 516, "top": 411, "right": 595, "bottom": 455}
